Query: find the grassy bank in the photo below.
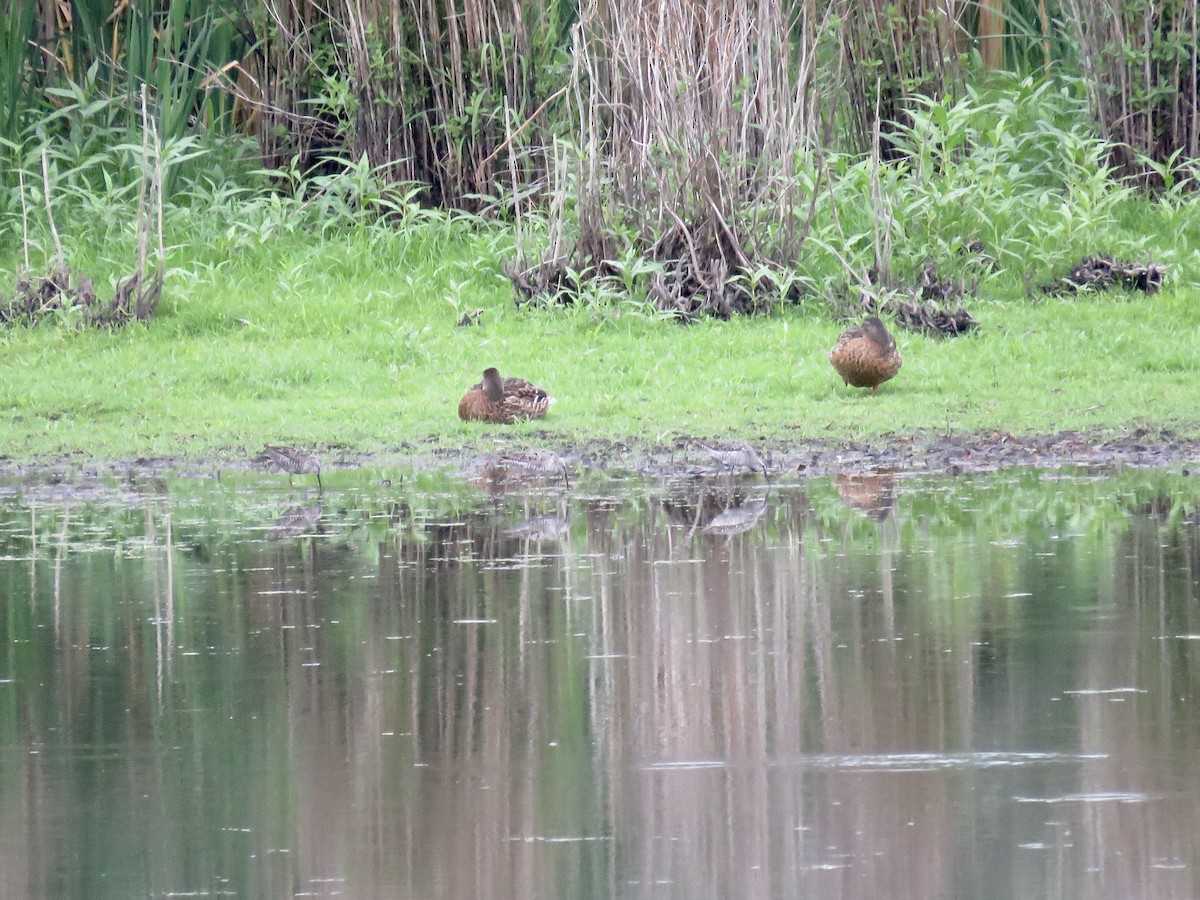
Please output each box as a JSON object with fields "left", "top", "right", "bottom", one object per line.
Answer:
{"left": 1, "top": 217, "right": 1198, "bottom": 465}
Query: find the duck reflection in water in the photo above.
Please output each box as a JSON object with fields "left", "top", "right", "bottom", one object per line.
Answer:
{"left": 834, "top": 470, "right": 898, "bottom": 522}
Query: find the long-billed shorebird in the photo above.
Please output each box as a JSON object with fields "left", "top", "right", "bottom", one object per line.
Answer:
{"left": 261, "top": 445, "right": 322, "bottom": 490}
{"left": 499, "top": 449, "right": 573, "bottom": 488}
{"left": 698, "top": 441, "right": 770, "bottom": 481}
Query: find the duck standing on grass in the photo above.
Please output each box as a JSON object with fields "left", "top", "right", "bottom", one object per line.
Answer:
{"left": 458, "top": 367, "right": 555, "bottom": 423}
{"left": 829, "top": 315, "right": 902, "bottom": 395}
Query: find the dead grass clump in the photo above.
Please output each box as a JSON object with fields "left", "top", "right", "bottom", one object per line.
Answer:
{"left": 1038, "top": 256, "right": 1167, "bottom": 296}
{"left": 1, "top": 265, "right": 162, "bottom": 328}
{"left": 505, "top": 257, "right": 583, "bottom": 308}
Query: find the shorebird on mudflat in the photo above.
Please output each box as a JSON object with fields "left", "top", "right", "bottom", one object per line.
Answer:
{"left": 261, "top": 445, "right": 322, "bottom": 490}
{"left": 698, "top": 441, "right": 770, "bottom": 481}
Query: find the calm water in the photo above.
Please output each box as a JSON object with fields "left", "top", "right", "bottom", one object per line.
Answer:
{"left": 0, "top": 464, "right": 1198, "bottom": 899}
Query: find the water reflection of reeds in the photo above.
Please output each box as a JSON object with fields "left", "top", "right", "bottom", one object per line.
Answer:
{"left": 0, "top": 472, "right": 1199, "bottom": 897}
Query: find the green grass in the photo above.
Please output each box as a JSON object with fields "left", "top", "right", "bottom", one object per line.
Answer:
{"left": 1, "top": 218, "right": 1198, "bottom": 464}
{"left": 4, "top": 72, "right": 1199, "bottom": 466}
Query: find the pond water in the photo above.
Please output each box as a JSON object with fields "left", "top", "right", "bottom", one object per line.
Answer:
{"left": 0, "top": 463, "right": 1198, "bottom": 899}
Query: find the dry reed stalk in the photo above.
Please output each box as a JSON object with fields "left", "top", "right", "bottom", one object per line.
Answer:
{"left": 247, "top": 0, "right": 335, "bottom": 171}
{"left": 513, "top": 0, "right": 831, "bottom": 316}
{"left": 1036, "top": 0, "right": 1053, "bottom": 75}
{"left": 834, "top": 0, "right": 966, "bottom": 157}
{"left": 234, "top": 0, "right": 558, "bottom": 208}
{"left": 1062, "top": 0, "right": 1198, "bottom": 186}
{"left": 977, "top": 0, "right": 1006, "bottom": 70}
{"left": 509, "top": 0, "right": 976, "bottom": 317}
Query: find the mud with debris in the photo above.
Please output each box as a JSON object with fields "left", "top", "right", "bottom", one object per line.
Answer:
{"left": 1, "top": 428, "right": 1198, "bottom": 499}
{"left": 537, "top": 428, "right": 1200, "bottom": 480}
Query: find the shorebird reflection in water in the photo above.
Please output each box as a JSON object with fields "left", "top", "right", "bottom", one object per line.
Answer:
{"left": 268, "top": 503, "right": 324, "bottom": 540}
{"left": 504, "top": 513, "right": 571, "bottom": 541}
{"left": 261, "top": 445, "right": 323, "bottom": 491}
{"left": 703, "top": 497, "right": 769, "bottom": 536}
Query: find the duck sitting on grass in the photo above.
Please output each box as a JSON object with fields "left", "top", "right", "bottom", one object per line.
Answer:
{"left": 829, "top": 316, "right": 902, "bottom": 395}
{"left": 458, "top": 367, "right": 555, "bottom": 423}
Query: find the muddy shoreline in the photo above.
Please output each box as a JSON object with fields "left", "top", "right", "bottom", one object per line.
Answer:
{"left": 2, "top": 428, "right": 1199, "bottom": 485}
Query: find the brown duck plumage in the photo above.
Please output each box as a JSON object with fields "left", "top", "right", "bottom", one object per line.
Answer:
{"left": 828, "top": 316, "right": 902, "bottom": 395}
{"left": 835, "top": 471, "right": 898, "bottom": 521}
{"left": 458, "top": 367, "right": 555, "bottom": 423}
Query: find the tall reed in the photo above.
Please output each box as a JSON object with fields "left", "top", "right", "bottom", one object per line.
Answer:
{"left": 2, "top": 0, "right": 241, "bottom": 203}
{"left": 1062, "top": 0, "right": 1199, "bottom": 186}
{"left": 246, "top": 0, "right": 570, "bottom": 209}
{"left": 0, "top": 0, "right": 39, "bottom": 144}
{"left": 508, "top": 0, "right": 832, "bottom": 317}
{"left": 834, "top": 0, "right": 966, "bottom": 158}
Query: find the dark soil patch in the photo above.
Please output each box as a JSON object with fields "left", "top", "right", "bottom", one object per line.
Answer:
{"left": 542, "top": 428, "right": 1200, "bottom": 480}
